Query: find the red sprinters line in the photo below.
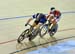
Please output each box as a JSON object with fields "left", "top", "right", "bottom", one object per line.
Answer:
{"left": 0, "top": 39, "right": 17, "bottom": 45}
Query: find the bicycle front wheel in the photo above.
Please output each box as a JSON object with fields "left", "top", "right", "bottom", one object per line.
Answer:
{"left": 17, "top": 29, "right": 30, "bottom": 43}
{"left": 39, "top": 24, "right": 48, "bottom": 37}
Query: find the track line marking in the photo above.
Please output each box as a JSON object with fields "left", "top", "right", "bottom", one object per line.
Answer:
{"left": 0, "top": 28, "right": 75, "bottom": 45}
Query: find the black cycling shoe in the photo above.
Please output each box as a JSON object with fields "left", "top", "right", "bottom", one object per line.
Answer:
{"left": 50, "top": 32, "right": 55, "bottom": 37}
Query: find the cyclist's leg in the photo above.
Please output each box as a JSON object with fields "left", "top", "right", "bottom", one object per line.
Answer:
{"left": 50, "top": 23, "right": 58, "bottom": 36}
{"left": 29, "top": 18, "right": 47, "bottom": 41}
{"left": 49, "top": 15, "right": 60, "bottom": 36}
{"left": 29, "top": 20, "right": 39, "bottom": 33}
{"left": 35, "top": 17, "right": 47, "bottom": 30}
{"left": 32, "top": 20, "right": 39, "bottom": 27}
{"left": 48, "top": 18, "right": 57, "bottom": 32}
{"left": 36, "top": 23, "right": 43, "bottom": 30}
{"left": 29, "top": 20, "right": 39, "bottom": 41}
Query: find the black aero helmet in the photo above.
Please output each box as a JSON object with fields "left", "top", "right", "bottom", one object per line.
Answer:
{"left": 50, "top": 7, "right": 55, "bottom": 10}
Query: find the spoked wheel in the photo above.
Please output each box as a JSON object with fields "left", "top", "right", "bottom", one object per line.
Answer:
{"left": 39, "top": 24, "right": 48, "bottom": 37}
{"left": 17, "top": 29, "right": 30, "bottom": 43}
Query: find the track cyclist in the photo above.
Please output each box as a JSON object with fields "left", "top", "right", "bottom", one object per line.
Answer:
{"left": 46, "top": 7, "right": 61, "bottom": 37}
{"left": 25, "top": 13, "right": 47, "bottom": 40}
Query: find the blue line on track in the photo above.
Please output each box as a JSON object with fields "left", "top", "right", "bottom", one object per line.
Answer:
{"left": 0, "top": 11, "right": 75, "bottom": 20}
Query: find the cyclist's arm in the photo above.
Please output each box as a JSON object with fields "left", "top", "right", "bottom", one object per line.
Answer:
{"left": 26, "top": 14, "right": 35, "bottom": 24}
{"left": 46, "top": 14, "right": 50, "bottom": 19}
{"left": 26, "top": 18, "right": 33, "bottom": 24}
{"left": 52, "top": 18, "right": 57, "bottom": 24}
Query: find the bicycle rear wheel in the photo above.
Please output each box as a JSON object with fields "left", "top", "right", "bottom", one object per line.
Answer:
{"left": 17, "top": 29, "right": 30, "bottom": 43}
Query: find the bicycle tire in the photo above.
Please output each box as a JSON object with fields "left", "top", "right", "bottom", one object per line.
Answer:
{"left": 17, "top": 29, "right": 30, "bottom": 43}
{"left": 39, "top": 24, "right": 48, "bottom": 37}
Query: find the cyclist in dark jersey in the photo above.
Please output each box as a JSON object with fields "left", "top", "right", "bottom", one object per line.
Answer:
{"left": 25, "top": 13, "right": 47, "bottom": 31}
